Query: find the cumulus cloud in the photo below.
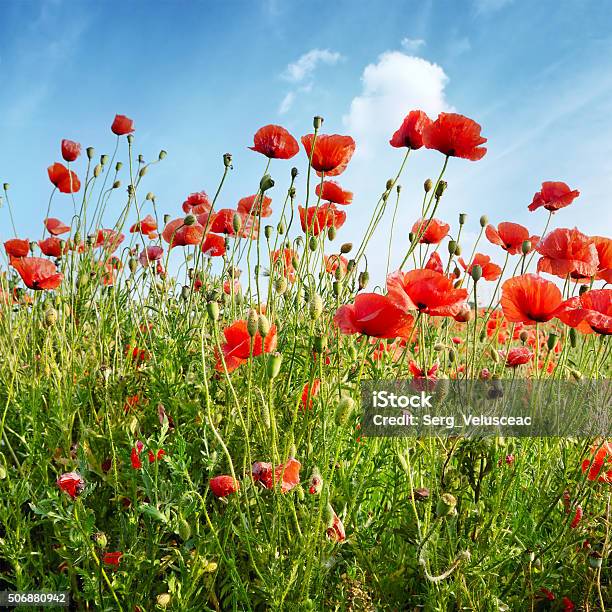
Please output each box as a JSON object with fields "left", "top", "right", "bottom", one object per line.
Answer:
{"left": 282, "top": 48, "right": 343, "bottom": 83}
{"left": 400, "top": 37, "right": 425, "bottom": 53}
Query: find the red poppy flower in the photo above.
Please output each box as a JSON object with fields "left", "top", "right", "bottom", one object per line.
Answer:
{"left": 499, "top": 346, "right": 533, "bottom": 367}
{"left": 182, "top": 191, "right": 212, "bottom": 215}
{"left": 130, "top": 440, "right": 144, "bottom": 469}
{"left": 103, "top": 552, "right": 123, "bottom": 567}
{"left": 4, "top": 238, "right": 30, "bottom": 259}
{"left": 237, "top": 194, "right": 273, "bottom": 218}
{"left": 208, "top": 209, "right": 258, "bottom": 238}
{"left": 334, "top": 293, "right": 415, "bottom": 338}
{"left": 592, "top": 236, "right": 612, "bottom": 283}
{"left": 61, "top": 139, "right": 81, "bottom": 162}
{"left": 249, "top": 124, "right": 299, "bottom": 159}
{"left": 301, "top": 134, "right": 356, "bottom": 176}
{"left": 95, "top": 229, "right": 125, "bottom": 252}
{"left": 581, "top": 441, "right": 612, "bottom": 483}
{"left": 424, "top": 251, "right": 444, "bottom": 274}
{"left": 411, "top": 218, "right": 450, "bottom": 244}
{"left": 298, "top": 203, "right": 346, "bottom": 236}
{"left": 324, "top": 254, "right": 348, "bottom": 276}
{"left": 216, "top": 319, "right": 277, "bottom": 372}
{"left": 422, "top": 112, "right": 487, "bottom": 161}
{"left": 271, "top": 248, "right": 298, "bottom": 282}
{"left": 139, "top": 245, "right": 164, "bottom": 267}
{"left": 409, "top": 361, "right": 439, "bottom": 380}
{"left": 39, "top": 237, "right": 67, "bottom": 257}
{"left": 57, "top": 471, "right": 85, "bottom": 498}
{"left": 209, "top": 475, "right": 240, "bottom": 497}
{"left": 11, "top": 257, "right": 63, "bottom": 290}
{"left": 301, "top": 378, "right": 321, "bottom": 410}
{"left": 387, "top": 269, "right": 468, "bottom": 317}
{"left": 536, "top": 228, "right": 599, "bottom": 281}
{"left": 315, "top": 180, "right": 353, "bottom": 205}
{"left": 44, "top": 217, "right": 71, "bottom": 236}
{"left": 162, "top": 218, "right": 205, "bottom": 248}
{"left": 130, "top": 214, "right": 157, "bottom": 235}
{"left": 501, "top": 274, "right": 562, "bottom": 324}
{"left": 459, "top": 253, "right": 502, "bottom": 281}
{"left": 569, "top": 505, "right": 583, "bottom": 529}
{"left": 528, "top": 181, "right": 579, "bottom": 212}
{"left": 326, "top": 506, "right": 346, "bottom": 542}
{"left": 148, "top": 449, "right": 165, "bottom": 463}
{"left": 201, "top": 233, "right": 226, "bottom": 257}
{"left": 485, "top": 222, "right": 539, "bottom": 255}
{"left": 48, "top": 163, "right": 81, "bottom": 193}
{"left": 389, "top": 110, "right": 432, "bottom": 149}
{"left": 223, "top": 278, "right": 241, "bottom": 295}
{"left": 556, "top": 289, "right": 612, "bottom": 335}
{"left": 111, "top": 114, "right": 135, "bottom": 135}
{"left": 252, "top": 457, "right": 301, "bottom": 493}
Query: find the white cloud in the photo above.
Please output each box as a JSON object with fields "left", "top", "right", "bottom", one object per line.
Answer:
{"left": 278, "top": 92, "right": 295, "bottom": 114}
{"left": 282, "top": 48, "right": 343, "bottom": 83}
{"left": 400, "top": 37, "right": 426, "bottom": 53}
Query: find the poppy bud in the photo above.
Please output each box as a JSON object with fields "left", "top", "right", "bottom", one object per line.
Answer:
{"left": 396, "top": 184, "right": 402, "bottom": 193}
{"left": 116, "top": 161, "right": 123, "bottom": 171}
{"left": 93, "top": 164, "right": 102, "bottom": 178}
{"left": 453, "top": 266, "right": 461, "bottom": 278}
{"left": 289, "top": 186, "right": 296, "bottom": 199}
{"left": 358, "top": 271, "right": 369, "bottom": 290}
{"left": 334, "top": 266, "right": 344, "bottom": 281}
{"left": 44, "top": 307, "right": 58, "bottom": 327}
{"left": 308, "top": 468, "right": 323, "bottom": 495}
{"left": 479, "top": 215, "right": 488, "bottom": 227}
{"left": 127, "top": 134, "right": 134, "bottom": 145}
{"left": 453, "top": 280, "right": 462, "bottom": 289}
{"left": 409, "top": 232, "right": 415, "bottom": 243}
{"left": 335, "top": 396, "right": 355, "bottom": 425}
{"left": 459, "top": 213, "right": 467, "bottom": 225}
{"left": 327, "top": 226, "right": 336, "bottom": 241}
{"left": 324, "top": 503, "right": 335, "bottom": 528}
{"left": 232, "top": 213, "right": 242, "bottom": 234}
{"left": 156, "top": 594, "right": 171, "bottom": 608}
{"left": 347, "top": 259, "right": 355, "bottom": 272}
{"left": 177, "top": 517, "right": 191, "bottom": 540}
{"left": 313, "top": 334, "right": 327, "bottom": 354}
{"left": 183, "top": 214, "right": 196, "bottom": 227}
{"left": 448, "top": 240, "right": 458, "bottom": 256}
{"left": 521, "top": 240, "right": 532, "bottom": 255}
{"left": 86, "top": 147, "right": 95, "bottom": 160}
{"left": 332, "top": 281, "right": 341, "bottom": 296}
{"left": 127, "top": 184, "right": 135, "bottom": 197}
{"left": 258, "top": 314, "right": 271, "bottom": 337}
{"left": 291, "top": 255, "right": 299, "bottom": 269}
{"left": 489, "top": 347, "right": 500, "bottom": 363}
{"left": 424, "top": 179, "right": 433, "bottom": 193}
{"left": 454, "top": 244, "right": 462, "bottom": 256}
{"left": 92, "top": 532, "right": 108, "bottom": 549}
{"left": 313, "top": 116, "right": 324, "bottom": 130}
{"left": 277, "top": 220, "right": 286, "bottom": 234}
{"left": 206, "top": 301, "right": 219, "bottom": 321}
{"left": 159, "top": 150, "right": 167, "bottom": 160}
{"left": 291, "top": 167, "right": 298, "bottom": 179}
{"left": 386, "top": 178, "right": 394, "bottom": 191}
{"left": 261, "top": 402, "right": 271, "bottom": 429}
{"left": 139, "top": 166, "right": 148, "bottom": 178}
{"left": 436, "top": 493, "right": 457, "bottom": 517}
{"left": 435, "top": 180, "right": 447, "bottom": 198}
{"left": 519, "top": 330, "right": 529, "bottom": 343}
{"left": 223, "top": 153, "right": 232, "bottom": 167}
{"left": 470, "top": 265, "right": 482, "bottom": 282}
{"left": 264, "top": 225, "right": 273, "bottom": 240}
{"left": 309, "top": 236, "right": 317, "bottom": 251}
{"left": 260, "top": 174, "right": 274, "bottom": 192}
{"left": 266, "top": 352, "right": 282, "bottom": 379}
{"left": 128, "top": 258, "right": 138, "bottom": 274}
{"left": 570, "top": 368, "right": 583, "bottom": 381}
{"left": 274, "top": 277, "right": 288, "bottom": 295}
{"left": 433, "top": 343, "right": 445, "bottom": 352}
{"left": 448, "top": 349, "right": 456, "bottom": 363}
{"left": 113, "top": 180, "right": 121, "bottom": 189}
{"left": 569, "top": 327, "right": 577, "bottom": 348}
{"left": 247, "top": 309, "right": 258, "bottom": 337}
{"left": 181, "top": 286, "right": 190, "bottom": 301}
{"left": 479, "top": 329, "right": 486, "bottom": 342}
{"left": 309, "top": 294, "right": 323, "bottom": 320}
{"left": 340, "top": 242, "right": 352, "bottom": 254}
{"left": 547, "top": 332, "right": 559, "bottom": 352}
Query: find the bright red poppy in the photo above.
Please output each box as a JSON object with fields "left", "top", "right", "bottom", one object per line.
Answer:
{"left": 182, "top": 191, "right": 212, "bottom": 215}
{"left": 424, "top": 251, "right": 444, "bottom": 274}
{"left": 95, "top": 229, "right": 125, "bottom": 252}
{"left": 237, "top": 194, "right": 273, "bottom": 218}
{"left": 111, "top": 114, "right": 134, "bottom": 135}
{"left": 131, "top": 440, "right": 144, "bottom": 469}
{"left": 409, "top": 361, "right": 439, "bottom": 380}
{"left": 301, "top": 378, "right": 321, "bottom": 410}
{"left": 216, "top": 319, "right": 278, "bottom": 372}
{"left": 252, "top": 457, "right": 301, "bottom": 493}
{"left": 162, "top": 218, "right": 205, "bottom": 248}
{"left": 208, "top": 209, "right": 258, "bottom": 238}
{"left": 422, "top": 112, "right": 487, "bottom": 161}
{"left": 103, "top": 552, "right": 123, "bottom": 567}
{"left": 324, "top": 254, "right": 348, "bottom": 276}
{"left": 459, "top": 253, "right": 502, "bottom": 281}
{"left": 500, "top": 274, "right": 562, "bottom": 324}
{"left": 387, "top": 269, "right": 468, "bottom": 317}
{"left": 271, "top": 248, "right": 298, "bottom": 282}
{"left": 536, "top": 228, "right": 599, "bottom": 281}
{"left": 249, "top": 124, "right": 299, "bottom": 159}
{"left": 130, "top": 214, "right": 157, "bottom": 235}
{"left": 389, "top": 110, "right": 432, "bottom": 149}
{"left": 591, "top": 236, "right": 612, "bottom": 283}
{"left": 61, "top": 139, "right": 81, "bottom": 162}
{"left": 148, "top": 449, "right": 165, "bottom": 463}
{"left": 485, "top": 222, "right": 539, "bottom": 255}
{"left": 334, "top": 293, "right": 415, "bottom": 338}
{"left": 298, "top": 203, "right": 346, "bottom": 236}
{"left": 581, "top": 441, "right": 612, "bottom": 483}
{"left": 11, "top": 257, "right": 63, "bottom": 290}
{"left": 315, "top": 180, "right": 353, "bottom": 205}
{"left": 528, "top": 181, "right": 579, "bottom": 212}
{"left": 44, "top": 218, "right": 71, "bottom": 236}
{"left": 57, "top": 471, "right": 85, "bottom": 498}
{"left": 411, "top": 218, "right": 450, "bottom": 244}
{"left": 556, "top": 289, "right": 612, "bottom": 335}
{"left": 4, "top": 238, "right": 30, "bottom": 259}
{"left": 209, "top": 475, "right": 240, "bottom": 497}
{"left": 139, "top": 245, "right": 164, "bottom": 267}
{"left": 499, "top": 346, "right": 533, "bottom": 367}
{"left": 201, "top": 233, "right": 226, "bottom": 257}
{"left": 39, "top": 237, "right": 67, "bottom": 257}
{"left": 48, "top": 163, "right": 81, "bottom": 193}
{"left": 301, "top": 134, "right": 356, "bottom": 176}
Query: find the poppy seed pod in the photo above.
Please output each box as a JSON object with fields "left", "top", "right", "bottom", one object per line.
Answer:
{"left": 258, "top": 314, "right": 271, "bottom": 337}
{"left": 247, "top": 309, "right": 258, "bottom": 337}
{"left": 184, "top": 214, "right": 196, "bottom": 227}
{"left": 386, "top": 178, "right": 394, "bottom": 191}
{"left": 277, "top": 220, "right": 286, "bottom": 234}
{"left": 471, "top": 264, "right": 482, "bottom": 282}
{"left": 332, "top": 280, "right": 341, "bottom": 296}
{"left": 340, "top": 242, "right": 352, "bottom": 254}
{"left": 335, "top": 396, "right": 355, "bottom": 426}
{"left": 266, "top": 352, "right": 282, "bottom": 379}
{"left": 448, "top": 240, "right": 458, "bottom": 255}
{"left": 291, "top": 167, "right": 298, "bottom": 179}
{"left": 93, "top": 164, "right": 102, "bottom": 178}
{"left": 436, "top": 493, "right": 457, "bottom": 517}
{"left": 479, "top": 215, "right": 488, "bottom": 227}
{"left": 159, "top": 150, "right": 167, "bottom": 160}
{"left": 521, "top": 240, "right": 532, "bottom": 255}
{"left": 519, "top": 330, "right": 529, "bottom": 343}
{"left": 113, "top": 180, "right": 121, "bottom": 189}
{"left": 44, "top": 307, "right": 58, "bottom": 327}
{"left": 264, "top": 225, "right": 272, "bottom": 240}
{"left": 424, "top": 179, "right": 433, "bottom": 193}
{"left": 206, "top": 301, "right": 219, "bottom": 321}
{"left": 435, "top": 180, "right": 447, "bottom": 198}
{"left": 232, "top": 213, "right": 242, "bottom": 234}
{"left": 139, "top": 166, "right": 148, "bottom": 178}
{"left": 313, "top": 116, "right": 324, "bottom": 129}
{"left": 3, "top": 183, "right": 9, "bottom": 191}
{"left": 128, "top": 258, "right": 138, "bottom": 274}
{"left": 181, "top": 286, "right": 190, "bottom": 301}
{"left": 309, "top": 236, "right": 317, "bottom": 252}
{"left": 327, "top": 226, "right": 336, "bottom": 241}
{"left": 223, "top": 153, "right": 232, "bottom": 167}
{"left": 409, "top": 232, "right": 415, "bottom": 243}
{"left": 448, "top": 348, "right": 456, "bottom": 363}
{"left": 358, "top": 271, "right": 369, "bottom": 290}
{"left": 274, "top": 277, "right": 288, "bottom": 295}
{"left": 116, "top": 161, "right": 123, "bottom": 171}
{"left": 260, "top": 174, "right": 274, "bottom": 192}
{"left": 459, "top": 213, "right": 467, "bottom": 225}
{"left": 86, "top": 147, "right": 95, "bottom": 160}
{"left": 127, "top": 134, "right": 134, "bottom": 145}
{"left": 547, "top": 332, "right": 559, "bottom": 352}
{"left": 433, "top": 343, "right": 445, "bottom": 352}
{"left": 309, "top": 293, "right": 323, "bottom": 320}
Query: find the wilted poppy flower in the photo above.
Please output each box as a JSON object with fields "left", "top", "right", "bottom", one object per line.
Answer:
{"left": 45, "top": 217, "right": 71, "bottom": 236}
{"left": 301, "top": 134, "right": 356, "bottom": 176}
{"left": 103, "top": 552, "right": 123, "bottom": 567}
{"left": 556, "top": 289, "right": 612, "bottom": 335}
{"left": 334, "top": 293, "right": 415, "bottom": 339}
{"left": 387, "top": 269, "right": 468, "bottom": 317}
{"left": 301, "top": 379, "right": 321, "bottom": 410}
{"left": 39, "top": 237, "right": 67, "bottom": 258}
{"left": 536, "top": 228, "right": 599, "bottom": 281}
{"left": 4, "top": 238, "right": 30, "bottom": 258}
{"left": 411, "top": 218, "right": 450, "bottom": 244}
{"left": 459, "top": 253, "right": 502, "bottom": 281}
{"left": 209, "top": 475, "right": 240, "bottom": 497}
{"left": 111, "top": 114, "right": 135, "bottom": 135}
{"left": 424, "top": 252, "right": 444, "bottom": 274}
{"left": 326, "top": 505, "right": 346, "bottom": 542}
{"left": 422, "top": 112, "right": 487, "bottom": 161}
{"left": 130, "top": 214, "right": 157, "bottom": 236}
{"left": 249, "top": 124, "right": 299, "bottom": 159}
{"left": 298, "top": 203, "right": 346, "bottom": 236}
{"left": 324, "top": 254, "right": 348, "bottom": 276}
{"left": 315, "top": 180, "right": 353, "bottom": 205}
{"left": 581, "top": 441, "right": 612, "bottom": 483}
{"left": 162, "top": 218, "right": 205, "bottom": 248}
{"left": 95, "top": 229, "right": 124, "bottom": 252}
{"left": 139, "top": 245, "right": 164, "bottom": 267}
{"left": 48, "top": 163, "right": 81, "bottom": 193}
{"left": 182, "top": 191, "right": 212, "bottom": 215}
{"left": 390, "top": 110, "right": 432, "bottom": 149}
{"left": 271, "top": 248, "right": 298, "bottom": 282}
{"left": 237, "top": 194, "right": 273, "bottom": 218}
{"left": 201, "top": 233, "right": 226, "bottom": 257}
{"left": 500, "top": 346, "right": 533, "bottom": 367}
{"left": 528, "top": 181, "right": 579, "bottom": 212}
{"left": 61, "top": 139, "right": 81, "bottom": 162}
{"left": 57, "top": 471, "right": 85, "bottom": 498}
{"left": 485, "top": 222, "right": 539, "bottom": 255}
{"left": 11, "top": 257, "right": 63, "bottom": 290}
{"left": 216, "top": 319, "right": 277, "bottom": 372}
{"left": 501, "top": 274, "right": 562, "bottom": 324}
{"left": 591, "top": 236, "right": 612, "bottom": 284}
{"left": 252, "top": 457, "right": 301, "bottom": 493}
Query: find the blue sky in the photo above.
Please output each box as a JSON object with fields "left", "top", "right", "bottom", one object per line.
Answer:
{"left": 1, "top": 0, "right": 611, "bottom": 286}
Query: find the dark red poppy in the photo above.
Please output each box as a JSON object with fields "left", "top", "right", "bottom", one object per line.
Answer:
{"left": 4, "top": 238, "right": 30, "bottom": 258}
{"left": 39, "top": 237, "right": 67, "bottom": 257}
{"left": 315, "top": 180, "right": 353, "bottom": 205}
{"left": 556, "top": 289, "right": 612, "bottom": 335}
{"left": 252, "top": 457, "right": 301, "bottom": 493}
{"left": 459, "top": 253, "right": 502, "bottom": 281}
{"left": 162, "top": 218, "right": 205, "bottom": 248}
{"left": 131, "top": 440, "right": 144, "bottom": 469}
{"left": 501, "top": 274, "right": 562, "bottom": 324}
{"left": 216, "top": 319, "right": 278, "bottom": 372}
{"left": 581, "top": 441, "right": 612, "bottom": 483}
{"left": 111, "top": 114, "right": 135, "bottom": 135}
{"left": 298, "top": 203, "right": 346, "bottom": 236}
{"left": 57, "top": 471, "right": 85, "bottom": 498}
{"left": 387, "top": 269, "right": 468, "bottom": 317}
{"left": 130, "top": 214, "right": 157, "bottom": 235}
{"left": 500, "top": 346, "right": 533, "bottom": 367}
{"left": 411, "top": 218, "right": 450, "bottom": 244}
{"left": 61, "top": 139, "right": 81, "bottom": 162}
{"left": 485, "top": 222, "right": 539, "bottom": 255}
{"left": 148, "top": 449, "right": 165, "bottom": 463}
{"left": 139, "top": 245, "right": 163, "bottom": 267}
{"left": 301, "top": 134, "right": 356, "bottom": 176}
{"left": 250, "top": 124, "right": 299, "bottom": 159}
{"left": 201, "top": 233, "right": 226, "bottom": 257}
{"left": 424, "top": 251, "right": 444, "bottom": 274}
{"left": 536, "top": 228, "right": 599, "bottom": 281}
{"left": 528, "top": 181, "right": 579, "bottom": 212}
{"left": 334, "top": 293, "right": 415, "bottom": 338}
{"left": 103, "top": 552, "right": 123, "bottom": 567}
{"left": 44, "top": 218, "right": 71, "bottom": 236}
{"left": 48, "top": 163, "right": 81, "bottom": 193}
{"left": 182, "top": 191, "right": 212, "bottom": 215}
{"left": 11, "top": 257, "right": 63, "bottom": 290}
{"left": 422, "top": 112, "right": 487, "bottom": 161}
{"left": 324, "top": 254, "right": 348, "bottom": 276}
{"left": 301, "top": 378, "right": 321, "bottom": 410}
{"left": 592, "top": 236, "right": 612, "bottom": 283}
{"left": 209, "top": 475, "right": 240, "bottom": 497}
{"left": 237, "top": 194, "right": 273, "bottom": 218}
{"left": 271, "top": 248, "right": 298, "bottom": 282}
{"left": 95, "top": 229, "right": 125, "bottom": 252}
{"left": 390, "top": 110, "right": 432, "bottom": 149}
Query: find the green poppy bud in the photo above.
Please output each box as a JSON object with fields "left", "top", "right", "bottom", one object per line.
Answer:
{"left": 448, "top": 240, "right": 458, "bottom": 256}
{"left": 258, "top": 314, "right": 271, "bottom": 337}
{"left": 291, "top": 167, "right": 298, "bottom": 179}
{"left": 313, "top": 116, "right": 324, "bottom": 130}
{"left": 277, "top": 221, "right": 285, "bottom": 234}
{"left": 159, "top": 150, "right": 167, "bottom": 160}
{"left": 128, "top": 258, "right": 138, "bottom": 274}
{"left": 115, "top": 161, "right": 123, "bottom": 171}
{"left": 459, "top": 213, "right": 467, "bottom": 225}
{"left": 260, "top": 174, "right": 274, "bottom": 192}
{"left": 424, "top": 179, "right": 433, "bottom": 193}
{"left": 274, "top": 277, "right": 288, "bottom": 295}
{"left": 309, "top": 294, "right": 323, "bottom": 320}
{"left": 247, "top": 309, "right": 258, "bottom": 337}
{"left": 232, "top": 213, "right": 242, "bottom": 233}
{"left": 471, "top": 264, "right": 482, "bottom": 282}
{"left": 177, "top": 517, "right": 191, "bottom": 541}
{"left": 327, "top": 226, "right": 336, "bottom": 241}
{"left": 309, "top": 235, "right": 318, "bottom": 251}
{"left": 313, "top": 334, "right": 327, "bottom": 354}
{"left": 435, "top": 180, "right": 447, "bottom": 198}
{"left": 139, "top": 165, "right": 148, "bottom": 178}
{"left": 340, "top": 242, "right": 352, "bottom": 254}
{"left": 521, "top": 240, "right": 532, "bottom": 255}
{"left": 113, "top": 180, "right": 121, "bottom": 189}
{"left": 547, "top": 332, "right": 559, "bottom": 352}
{"left": 184, "top": 214, "right": 196, "bottom": 227}
{"left": 264, "top": 225, "right": 272, "bottom": 240}
{"left": 569, "top": 327, "right": 577, "bottom": 348}
{"left": 358, "top": 271, "right": 369, "bottom": 290}
{"left": 44, "top": 307, "right": 58, "bottom": 327}
{"left": 86, "top": 147, "right": 95, "bottom": 160}
{"left": 479, "top": 215, "right": 488, "bottom": 227}
{"left": 206, "top": 301, "right": 219, "bottom": 321}
{"left": 332, "top": 281, "right": 341, "bottom": 297}
{"left": 266, "top": 352, "right": 282, "bottom": 380}
{"left": 223, "top": 153, "right": 232, "bottom": 167}
{"left": 93, "top": 164, "right": 102, "bottom": 178}
{"left": 335, "top": 396, "right": 355, "bottom": 426}
{"left": 436, "top": 493, "right": 457, "bottom": 517}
